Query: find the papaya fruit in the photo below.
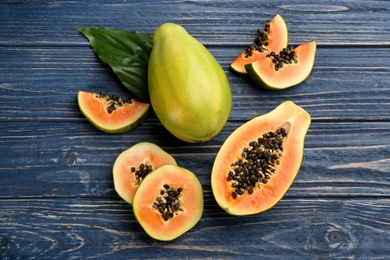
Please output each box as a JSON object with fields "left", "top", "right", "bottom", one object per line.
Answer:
{"left": 148, "top": 23, "right": 232, "bottom": 143}
{"left": 77, "top": 91, "right": 150, "bottom": 133}
{"left": 113, "top": 142, "right": 176, "bottom": 204}
{"left": 133, "top": 164, "right": 204, "bottom": 241}
{"left": 230, "top": 14, "right": 288, "bottom": 74}
{"left": 245, "top": 41, "right": 317, "bottom": 90}
{"left": 211, "top": 101, "right": 311, "bottom": 216}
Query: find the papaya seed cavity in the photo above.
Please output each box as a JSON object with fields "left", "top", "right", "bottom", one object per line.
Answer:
{"left": 227, "top": 126, "right": 288, "bottom": 199}
{"left": 244, "top": 22, "right": 271, "bottom": 58}
{"left": 130, "top": 163, "right": 153, "bottom": 185}
{"left": 96, "top": 92, "right": 133, "bottom": 114}
{"left": 152, "top": 184, "right": 184, "bottom": 221}
{"left": 266, "top": 46, "right": 298, "bottom": 71}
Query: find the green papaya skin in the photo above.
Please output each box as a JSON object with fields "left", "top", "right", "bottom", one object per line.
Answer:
{"left": 148, "top": 23, "right": 232, "bottom": 143}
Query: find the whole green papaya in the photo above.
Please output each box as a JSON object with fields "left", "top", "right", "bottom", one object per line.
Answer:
{"left": 148, "top": 23, "right": 232, "bottom": 143}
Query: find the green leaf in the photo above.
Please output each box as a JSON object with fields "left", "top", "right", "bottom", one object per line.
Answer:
{"left": 78, "top": 27, "right": 153, "bottom": 102}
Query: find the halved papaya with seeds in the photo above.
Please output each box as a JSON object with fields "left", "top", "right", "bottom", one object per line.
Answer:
{"left": 245, "top": 41, "right": 317, "bottom": 90}
{"left": 133, "top": 164, "right": 203, "bottom": 241}
{"left": 211, "top": 101, "right": 311, "bottom": 216}
{"left": 77, "top": 91, "right": 150, "bottom": 133}
{"left": 113, "top": 142, "right": 177, "bottom": 204}
{"left": 230, "top": 14, "right": 288, "bottom": 74}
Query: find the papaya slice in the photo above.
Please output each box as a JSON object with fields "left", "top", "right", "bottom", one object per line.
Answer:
{"left": 211, "top": 101, "right": 311, "bottom": 216}
{"left": 77, "top": 91, "right": 150, "bottom": 133}
{"left": 133, "top": 164, "right": 203, "bottom": 241}
{"left": 230, "top": 14, "right": 288, "bottom": 74}
{"left": 245, "top": 41, "right": 317, "bottom": 90}
{"left": 113, "top": 142, "right": 177, "bottom": 204}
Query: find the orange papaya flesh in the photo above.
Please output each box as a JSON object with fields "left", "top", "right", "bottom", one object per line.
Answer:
{"left": 113, "top": 142, "right": 177, "bottom": 204}
{"left": 230, "top": 14, "right": 288, "bottom": 74}
{"left": 77, "top": 91, "right": 150, "bottom": 133}
{"left": 245, "top": 41, "right": 317, "bottom": 90}
{"left": 211, "top": 101, "right": 311, "bottom": 216}
{"left": 133, "top": 164, "right": 203, "bottom": 241}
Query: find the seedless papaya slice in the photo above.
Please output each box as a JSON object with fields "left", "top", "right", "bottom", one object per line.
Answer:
{"left": 245, "top": 41, "right": 317, "bottom": 90}
{"left": 230, "top": 14, "right": 288, "bottom": 74}
{"left": 211, "top": 101, "right": 311, "bottom": 216}
{"left": 113, "top": 142, "right": 177, "bottom": 204}
{"left": 78, "top": 91, "right": 150, "bottom": 133}
{"left": 133, "top": 164, "right": 203, "bottom": 241}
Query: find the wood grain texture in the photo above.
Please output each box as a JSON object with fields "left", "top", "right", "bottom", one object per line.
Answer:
{"left": 1, "top": 0, "right": 390, "bottom": 258}
{"left": 1, "top": 199, "right": 390, "bottom": 259}
{"left": 1, "top": 121, "right": 390, "bottom": 199}
{"left": 1, "top": 46, "right": 390, "bottom": 121}
{"left": 0, "top": 0, "right": 390, "bottom": 45}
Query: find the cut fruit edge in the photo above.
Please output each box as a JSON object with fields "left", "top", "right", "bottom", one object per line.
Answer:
{"left": 113, "top": 142, "right": 177, "bottom": 204}
{"left": 245, "top": 41, "right": 317, "bottom": 90}
{"left": 78, "top": 91, "right": 151, "bottom": 133}
{"left": 230, "top": 14, "right": 289, "bottom": 74}
{"left": 211, "top": 101, "right": 311, "bottom": 216}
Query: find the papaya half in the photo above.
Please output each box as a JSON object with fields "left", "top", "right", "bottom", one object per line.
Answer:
{"left": 113, "top": 142, "right": 176, "bottom": 204}
{"left": 133, "top": 164, "right": 204, "bottom": 241}
{"left": 211, "top": 101, "right": 311, "bottom": 216}
{"left": 230, "top": 14, "right": 288, "bottom": 75}
{"left": 77, "top": 91, "right": 150, "bottom": 133}
{"left": 148, "top": 23, "right": 232, "bottom": 143}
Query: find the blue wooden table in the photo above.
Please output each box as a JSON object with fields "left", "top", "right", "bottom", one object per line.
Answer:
{"left": 1, "top": 1, "right": 390, "bottom": 259}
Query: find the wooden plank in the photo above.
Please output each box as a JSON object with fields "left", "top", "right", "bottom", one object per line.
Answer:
{"left": 1, "top": 198, "right": 389, "bottom": 258}
{"left": 1, "top": 121, "right": 389, "bottom": 198}
{"left": 0, "top": 0, "right": 389, "bottom": 45}
{"left": 1, "top": 46, "right": 390, "bottom": 121}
